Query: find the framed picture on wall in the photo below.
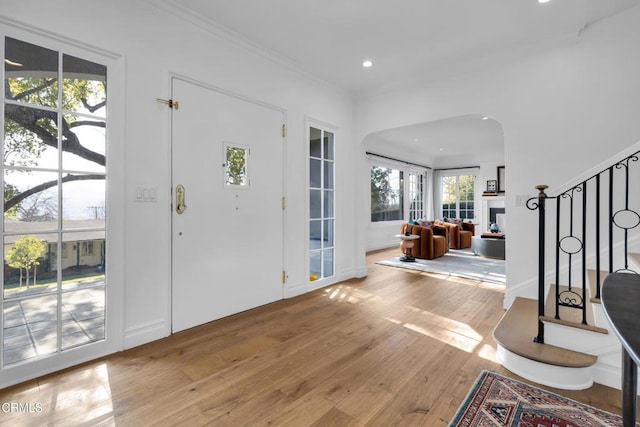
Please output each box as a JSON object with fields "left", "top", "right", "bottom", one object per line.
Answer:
{"left": 497, "top": 166, "right": 506, "bottom": 193}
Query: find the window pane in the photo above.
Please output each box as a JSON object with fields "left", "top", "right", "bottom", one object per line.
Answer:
{"left": 62, "top": 175, "right": 105, "bottom": 228}
{"left": 309, "top": 250, "right": 321, "bottom": 280}
{"left": 62, "top": 114, "right": 106, "bottom": 173}
{"left": 4, "top": 104, "right": 59, "bottom": 169}
{"left": 61, "top": 231, "right": 105, "bottom": 291}
{"left": 62, "top": 54, "right": 107, "bottom": 116}
{"left": 224, "top": 145, "right": 248, "bottom": 186}
{"left": 323, "top": 248, "right": 334, "bottom": 277}
{"left": 309, "top": 220, "right": 321, "bottom": 250}
{"left": 3, "top": 294, "right": 58, "bottom": 365}
{"left": 61, "top": 287, "right": 105, "bottom": 350}
{"left": 310, "top": 127, "right": 321, "bottom": 158}
{"left": 324, "top": 190, "right": 334, "bottom": 218}
{"left": 4, "top": 233, "right": 58, "bottom": 300}
{"left": 323, "top": 219, "right": 334, "bottom": 247}
{"left": 310, "top": 189, "right": 321, "bottom": 219}
{"left": 323, "top": 161, "right": 334, "bottom": 190}
{"left": 309, "top": 158, "right": 321, "bottom": 188}
{"left": 4, "top": 170, "right": 58, "bottom": 233}
{"left": 371, "top": 166, "right": 403, "bottom": 222}
{"left": 323, "top": 132, "right": 334, "bottom": 161}
{"left": 5, "top": 37, "right": 58, "bottom": 108}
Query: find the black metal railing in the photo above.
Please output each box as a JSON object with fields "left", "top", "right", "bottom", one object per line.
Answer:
{"left": 527, "top": 150, "right": 640, "bottom": 343}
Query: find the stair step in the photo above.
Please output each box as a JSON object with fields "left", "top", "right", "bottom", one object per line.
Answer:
{"left": 540, "top": 315, "right": 608, "bottom": 334}
{"left": 494, "top": 297, "right": 597, "bottom": 368}
{"left": 544, "top": 284, "right": 607, "bottom": 333}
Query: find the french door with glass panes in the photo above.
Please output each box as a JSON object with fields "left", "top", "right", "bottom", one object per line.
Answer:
{"left": 309, "top": 125, "right": 335, "bottom": 284}
{"left": 2, "top": 35, "right": 112, "bottom": 382}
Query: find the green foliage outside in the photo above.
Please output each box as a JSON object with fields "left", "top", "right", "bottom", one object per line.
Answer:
{"left": 5, "top": 235, "right": 46, "bottom": 288}
{"left": 371, "top": 166, "right": 403, "bottom": 221}
{"left": 226, "top": 146, "right": 247, "bottom": 185}
{"left": 3, "top": 41, "right": 107, "bottom": 289}
{"left": 442, "top": 175, "right": 475, "bottom": 219}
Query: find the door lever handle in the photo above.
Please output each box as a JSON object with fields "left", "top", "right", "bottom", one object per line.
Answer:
{"left": 176, "top": 184, "right": 187, "bottom": 214}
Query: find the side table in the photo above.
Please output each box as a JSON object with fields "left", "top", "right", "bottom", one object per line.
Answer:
{"left": 395, "top": 234, "right": 420, "bottom": 262}
{"left": 601, "top": 273, "right": 640, "bottom": 427}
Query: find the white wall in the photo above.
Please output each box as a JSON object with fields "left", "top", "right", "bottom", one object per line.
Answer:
{"left": 356, "top": 6, "right": 640, "bottom": 304}
{"left": 0, "top": 0, "right": 361, "bottom": 355}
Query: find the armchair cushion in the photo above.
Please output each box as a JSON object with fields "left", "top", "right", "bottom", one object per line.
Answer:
{"left": 434, "top": 220, "right": 475, "bottom": 249}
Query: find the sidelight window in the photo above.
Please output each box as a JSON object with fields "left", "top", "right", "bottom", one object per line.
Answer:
{"left": 2, "top": 36, "right": 108, "bottom": 366}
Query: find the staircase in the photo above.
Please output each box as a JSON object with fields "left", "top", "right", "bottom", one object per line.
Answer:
{"left": 494, "top": 146, "right": 640, "bottom": 391}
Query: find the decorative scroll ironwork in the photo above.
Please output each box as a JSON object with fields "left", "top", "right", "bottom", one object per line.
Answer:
{"left": 529, "top": 149, "right": 640, "bottom": 344}
{"left": 558, "top": 289, "right": 584, "bottom": 308}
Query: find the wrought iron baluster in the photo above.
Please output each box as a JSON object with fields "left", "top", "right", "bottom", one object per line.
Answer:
{"left": 581, "top": 181, "right": 587, "bottom": 325}
{"left": 555, "top": 196, "right": 561, "bottom": 320}
{"left": 609, "top": 166, "right": 614, "bottom": 274}
{"left": 595, "top": 173, "right": 601, "bottom": 300}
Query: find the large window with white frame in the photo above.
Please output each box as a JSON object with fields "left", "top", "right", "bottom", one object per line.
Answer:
{"left": 370, "top": 162, "right": 427, "bottom": 222}
{"left": 408, "top": 172, "right": 424, "bottom": 221}
{"left": 441, "top": 172, "right": 476, "bottom": 220}
{"left": 309, "top": 126, "right": 334, "bottom": 282}
{"left": 1, "top": 33, "right": 115, "bottom": 379}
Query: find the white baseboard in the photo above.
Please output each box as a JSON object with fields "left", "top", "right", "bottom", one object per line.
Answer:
{"left": 124, "top": 319, "right": 168, "bottom": 349}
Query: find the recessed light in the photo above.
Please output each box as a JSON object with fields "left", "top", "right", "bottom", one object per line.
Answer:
{"left": 439, "top": 148, "right": 444, "bottom": 152}
{"left": 362, "top": 60, "right": 373, "bottom": 68}
{"left": 538, "top": 0, "right": 551, "bottom": 3}
{"left": 482, "top": 116, "right": 489, "bottom": 121}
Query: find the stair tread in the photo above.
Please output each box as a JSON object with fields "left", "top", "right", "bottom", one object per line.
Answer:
{"left": 546, "top": 284, "right": 603, "bottom": 329}
{"left": 494, "top": 297, "right": 597, "bottom": 368}
{"left": 540, "top": 315, "right": 608, "bottom": 334}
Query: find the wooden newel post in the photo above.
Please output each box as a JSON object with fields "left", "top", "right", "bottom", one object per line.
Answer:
{"left": 534, "top": 185, "right": 548, "bottom": 343}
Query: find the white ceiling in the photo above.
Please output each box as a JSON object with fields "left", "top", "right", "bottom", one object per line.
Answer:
{"left": 365, "top": 115, "right": 505, "bottom": 168}
{"left": 161, "top": 0, "right": 640, "bottom": 165}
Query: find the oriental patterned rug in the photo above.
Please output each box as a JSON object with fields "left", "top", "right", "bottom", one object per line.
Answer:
{"left": 449, "top": 371, "right": 636, "bottom": 427}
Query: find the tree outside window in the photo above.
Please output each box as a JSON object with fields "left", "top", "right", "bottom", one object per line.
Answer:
{"left": 442, "top": 174, "right": 475, "bottom": 220}
{"left": 370, "top": 166, "right": 404, "bottom": 222}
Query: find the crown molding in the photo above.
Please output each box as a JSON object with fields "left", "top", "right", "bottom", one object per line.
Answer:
{"left": 142, "top": 0, "right": 352, "bottom": 98}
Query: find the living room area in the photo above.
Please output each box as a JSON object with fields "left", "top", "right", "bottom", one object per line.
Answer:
{"left": 365, "top": 115, "right": 507, "bottom": 283}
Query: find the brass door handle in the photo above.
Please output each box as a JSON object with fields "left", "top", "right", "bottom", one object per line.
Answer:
{"left": 176, "top": 184, "right": 187, "bottom": 214}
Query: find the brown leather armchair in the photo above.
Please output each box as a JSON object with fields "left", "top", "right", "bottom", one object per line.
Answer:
{"left": 401, "top": 223, "right": 448, "bottom": 260}
{"left": 434, "top": 220, "right": 475, "bottom": 249}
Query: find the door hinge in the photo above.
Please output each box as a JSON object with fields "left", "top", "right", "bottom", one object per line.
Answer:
{"left": 156, "top": 98, "right": 179, "bottom": 110}
{"left": 282, "top": 196, "right": 286, "bottom": 210}
{"left": 282, "top": 271, "right": 286, "bottom": 284}
{"left": 282, "top": 124, "right": 286, "bottom": 138}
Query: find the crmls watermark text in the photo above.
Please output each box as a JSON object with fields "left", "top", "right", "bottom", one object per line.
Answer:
{"left": 1, "top": 402, "right": 43, "bottom": 413}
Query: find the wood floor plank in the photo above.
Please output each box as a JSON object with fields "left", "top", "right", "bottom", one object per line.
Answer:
{"left": 0, "top": 247, "right": 633, "bottom": 426}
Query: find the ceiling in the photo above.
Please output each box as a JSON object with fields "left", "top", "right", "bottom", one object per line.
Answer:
{"left": 365, "top": 115, "right": 505, "bottom": 168}
{"left": 160, "top": 0, "right": 640, "bottom": 165}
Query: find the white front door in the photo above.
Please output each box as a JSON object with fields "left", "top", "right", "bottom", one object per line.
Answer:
{"left": 171, "top": 77, "right": 284, "bottom": 332}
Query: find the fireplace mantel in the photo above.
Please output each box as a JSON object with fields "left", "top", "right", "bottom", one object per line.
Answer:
{"left": 482, "top": 196, "right": 505, "bottom": 234}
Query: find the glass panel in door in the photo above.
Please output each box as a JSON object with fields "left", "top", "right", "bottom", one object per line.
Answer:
{"left": 2, "top": 37, "right": 107, "bottom": 367}
{"left": 308, "top": 127, "right": 335, "bottom": 282}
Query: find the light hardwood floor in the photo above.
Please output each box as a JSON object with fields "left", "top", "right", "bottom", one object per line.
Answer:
{"left": 0, "top": 248, "right": 627, "bottom": 426}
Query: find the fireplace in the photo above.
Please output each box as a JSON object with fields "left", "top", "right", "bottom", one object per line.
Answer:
{"left": 489, "top": 207, "right": 506, "bottom": 233}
